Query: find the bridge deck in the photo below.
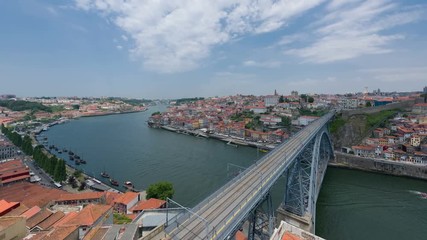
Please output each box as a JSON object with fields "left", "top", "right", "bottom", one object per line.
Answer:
{"left": 167, "top": 112, "right": 334, "bottom": 240}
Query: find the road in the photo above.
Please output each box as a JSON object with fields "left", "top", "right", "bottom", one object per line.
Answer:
{"left": 167, "top": 113, "right": 334, "bottom": 240}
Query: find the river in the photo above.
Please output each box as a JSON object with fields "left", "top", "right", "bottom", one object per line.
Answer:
{"left": 43, "top": 105, "right": 427, "bottom": 240}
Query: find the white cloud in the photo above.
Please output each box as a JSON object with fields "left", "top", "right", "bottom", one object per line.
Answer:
{"left": 286, "top": 0, "right": 425, "bottom": 63}
{"left": 74, "top": 0, "right": 324, "bottom": 73}
{"left": 116, "top": 45, "right": 123, "bottom": 50}
{"left": 46, "top": 6, "right": 58, "bottom": 16}
{"left": 243, "top": 60, "right": 282, "bottom": 68}
{"left": 360, "top": 67, "right": 427, "bottom": 83}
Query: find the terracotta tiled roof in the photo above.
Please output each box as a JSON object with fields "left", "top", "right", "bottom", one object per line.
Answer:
{"left": 27, "top": 209, "right": 53, "bottom": 229}
{"left": 282, "top": 232, "right": 302, "bottom": 240}
{"left": 37, "top": 211, "right": 65, "bottom": 230}
{"left": 105, "top": 192, "right": 121, "bottom": 205}
{"left": 64, "top": 204, "right": 112, "bottom": 226}
{"left": 42, "top": 225, "right": 80, "bottom": 240}
{"left": 235, "top": 230, "right": 248, "bottom": 240}
{"left": 0, "top": 199, "right": 19, "bottom": 216}
{"left": 53, "top": 211, "right": 78, "bottom": 227}
{"left": 83, "top": 226, "right": 109, "bottom": 240}
{"left": 21, "top": 206, "right": 41, "bottom": 219}
{"left": 0, "top": 182, "right": 65, "bottom": 208}
{"left": 56, "top": 192, "right": 105, "bottom": 202}
{"left": 114, "top": 192, "right": 139, "bottom": 205}
{"left": 130, "top": 198, "right": 166, "bottom": 212}
{"left": 3, "top": 204, "right": 28, "bottom": 217}
{"left": 352, "top": 145, "right": 375, "bottom": 151}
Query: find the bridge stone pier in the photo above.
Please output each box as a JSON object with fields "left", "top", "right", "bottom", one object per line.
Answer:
{"left": 277, "top": 126, "right": 334, "bottom": 233}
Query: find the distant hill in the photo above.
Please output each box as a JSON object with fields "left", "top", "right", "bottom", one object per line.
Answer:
{"left": 0, "top": 100, "right": 52, "bottom": 112}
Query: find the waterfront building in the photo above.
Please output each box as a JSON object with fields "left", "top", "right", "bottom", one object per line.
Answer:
{"left": 61, "top": 204, "right": 113, "bottom": 239}
{"left": 0, "top": 159, "right": 30, "bottom": 186}
{"left": 55, "top": 192, "right": 106, "bottom": 206}
{"left": 113, "top": 192, "right": 140, "bottom": 214}
{"left": 0, "top": 140, "right": 17, "bottom": 160}
{"left": 129, "top": 198, "right": 166, "bottom": 214}
{"left": 352, "top": 145, "right": 376, "bottom": 158}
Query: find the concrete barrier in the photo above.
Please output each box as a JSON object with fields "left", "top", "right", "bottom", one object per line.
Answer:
{"left": 330, "top": 152, "right": 427, "bottom": 180}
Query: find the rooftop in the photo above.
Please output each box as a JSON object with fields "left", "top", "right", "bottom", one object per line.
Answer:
{"left": 27, "top": 209, "right": 53, "bottom": 229}
{"left": 64, "top": 204, "right": 112, "bottom": 226}
{"left": 0, "top": 199, "right": 20, "bottom": 216}
{"left": 130, "top": 198, "right": 165, "bottom": 212}
{"left": 20, "top": 206, "right": 41, "bottom": 219}
{"left": 42, "top": 225, "right": 80, "bottom": 240}
{"left": 56, "top": 191, "right": 105, "bottom": 202}
{"left": 36, "top": 211, "right": 65, "bottom": 230}
{"left": 3, "top": 203, "right": 29, "bottom": 217}
{"left": 0, "top": 216, "right": 25, "bottom": 232}
{"left": 0, "top": 182, "right": 65, "bottom": 208}
{"left": 114, "top": 192, "right": 139, "bottom": 205}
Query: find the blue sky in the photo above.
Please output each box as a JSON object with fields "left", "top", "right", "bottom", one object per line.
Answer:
{"left": 1, "top": 0, "right": 426, "bottom": 99}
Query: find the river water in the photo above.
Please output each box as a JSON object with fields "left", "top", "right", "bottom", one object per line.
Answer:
{"left": 44, "top": 105, "right": 427, "bottom": 240}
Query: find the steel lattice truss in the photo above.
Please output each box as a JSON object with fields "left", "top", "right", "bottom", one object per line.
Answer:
{"left": 282, "top": 127, "right": 334, "bottom": 226}
{"left": 165, "top": 113, "right": 335, "bottom": 240}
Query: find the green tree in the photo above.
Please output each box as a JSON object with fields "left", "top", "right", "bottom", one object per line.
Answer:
{"left": 365, "top": 101, "right": 372, "bottom": 107}
{"left": 146, "top": 181, "right": 175, "bottom": 200}
{"left": 78, "top": 181, "right": 86, "bottom": 191}
{"left": 308, "top": 97, "right": 314, "bottom": 103}
{"left": 280, "top": 116, "right": 292, "bottom": 128}
{"left": 73, "top": 169, "right": 83, "bottom": 178}
{"left": 300, "top": 94, "right": 308, "bottom": 102}
{"left": 22, "top": 135, "right": 33, "bottom": 155}
{"left": 279, "top": 95, "right": 284, "bottom": 103}
{"left": 54, "top": 159, "right": 66, "bottom": 182}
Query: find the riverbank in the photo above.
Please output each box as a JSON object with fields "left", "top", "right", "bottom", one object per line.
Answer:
{"left": 330, "top": 151, "right": 427, "bottom": 180}
{"left": 155, "top": 124, "right": 277, "bottom": 150}
{"left": 79, "top": 108, "right": 148, "bottom": 118}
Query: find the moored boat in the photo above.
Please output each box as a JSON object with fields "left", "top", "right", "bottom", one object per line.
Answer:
{"left": 100, "top": 171, "right": 110, "bottom": 178}
{"left": 110, "top": 178, "right": 119, "bottom": 186}
{"left": 124, "top": 181, "right": 133, "bottom": 189}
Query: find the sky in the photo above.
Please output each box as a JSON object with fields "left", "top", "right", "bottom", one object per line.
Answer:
{"left": 0, "top": 0, "right": 426, "bottom": 99}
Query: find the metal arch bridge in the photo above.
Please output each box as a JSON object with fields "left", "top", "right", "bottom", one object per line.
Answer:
{"left": 165, "top": 112, "right": 335, "bottom": 240}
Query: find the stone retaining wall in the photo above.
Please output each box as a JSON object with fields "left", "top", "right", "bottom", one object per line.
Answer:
{"left": 330, "top": 152, "right": 427, "bottom": 180}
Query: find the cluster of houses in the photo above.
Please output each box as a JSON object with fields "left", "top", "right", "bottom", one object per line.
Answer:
{"left": 0, "top": 185, "right": 168, "bottom": 240}
{"left": 0, "top": 97, "right": 147, "bottom": 128}
{"left": 149, "top": 93, "right": 330, "bottom": 144}
{"left": 351, "top": 105, "right": 427, "bottom": 164}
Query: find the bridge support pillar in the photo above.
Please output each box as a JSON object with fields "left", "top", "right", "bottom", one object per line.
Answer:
{"left": 276, "top": 204, "right": 313, "bottom": 233}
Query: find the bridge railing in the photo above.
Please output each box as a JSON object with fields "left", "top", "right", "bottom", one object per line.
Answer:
{"left": 207, "top": 163, "right": 284, "bottom": 239}
{"left": 166, "top": 112, "right": 335, "bottom": 239}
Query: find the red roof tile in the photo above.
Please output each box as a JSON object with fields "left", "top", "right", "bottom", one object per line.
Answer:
{"left": 114, "top": 192, "right": 139, "bottom": 205}
{"left": 64, "top": 204, "right": 112, "bottom": 226}
{"left": 130, "top": 198, "right": 166, "bottom": 212}
{"left": 0, "top": 199, "right": 19, "bottom": 216}
{"left": 21, "top": 206, "right": 41, "bottom": 219}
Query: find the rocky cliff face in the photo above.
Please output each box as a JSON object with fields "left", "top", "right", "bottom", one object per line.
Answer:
{"left": 331, "top": 114, "right": 369, "bottom": 149}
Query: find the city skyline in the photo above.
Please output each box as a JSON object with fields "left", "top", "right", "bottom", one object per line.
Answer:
{"left": 1, "top": 0, "right": 426, "bottom": 98}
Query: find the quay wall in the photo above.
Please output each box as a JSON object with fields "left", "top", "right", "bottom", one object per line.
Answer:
{"left": 330, "top": 152, "right": 427, "bottom": 180}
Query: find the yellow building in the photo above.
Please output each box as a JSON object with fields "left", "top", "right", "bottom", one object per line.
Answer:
{"left": 0, "top": 216, "right": 28, "bottom": 240}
